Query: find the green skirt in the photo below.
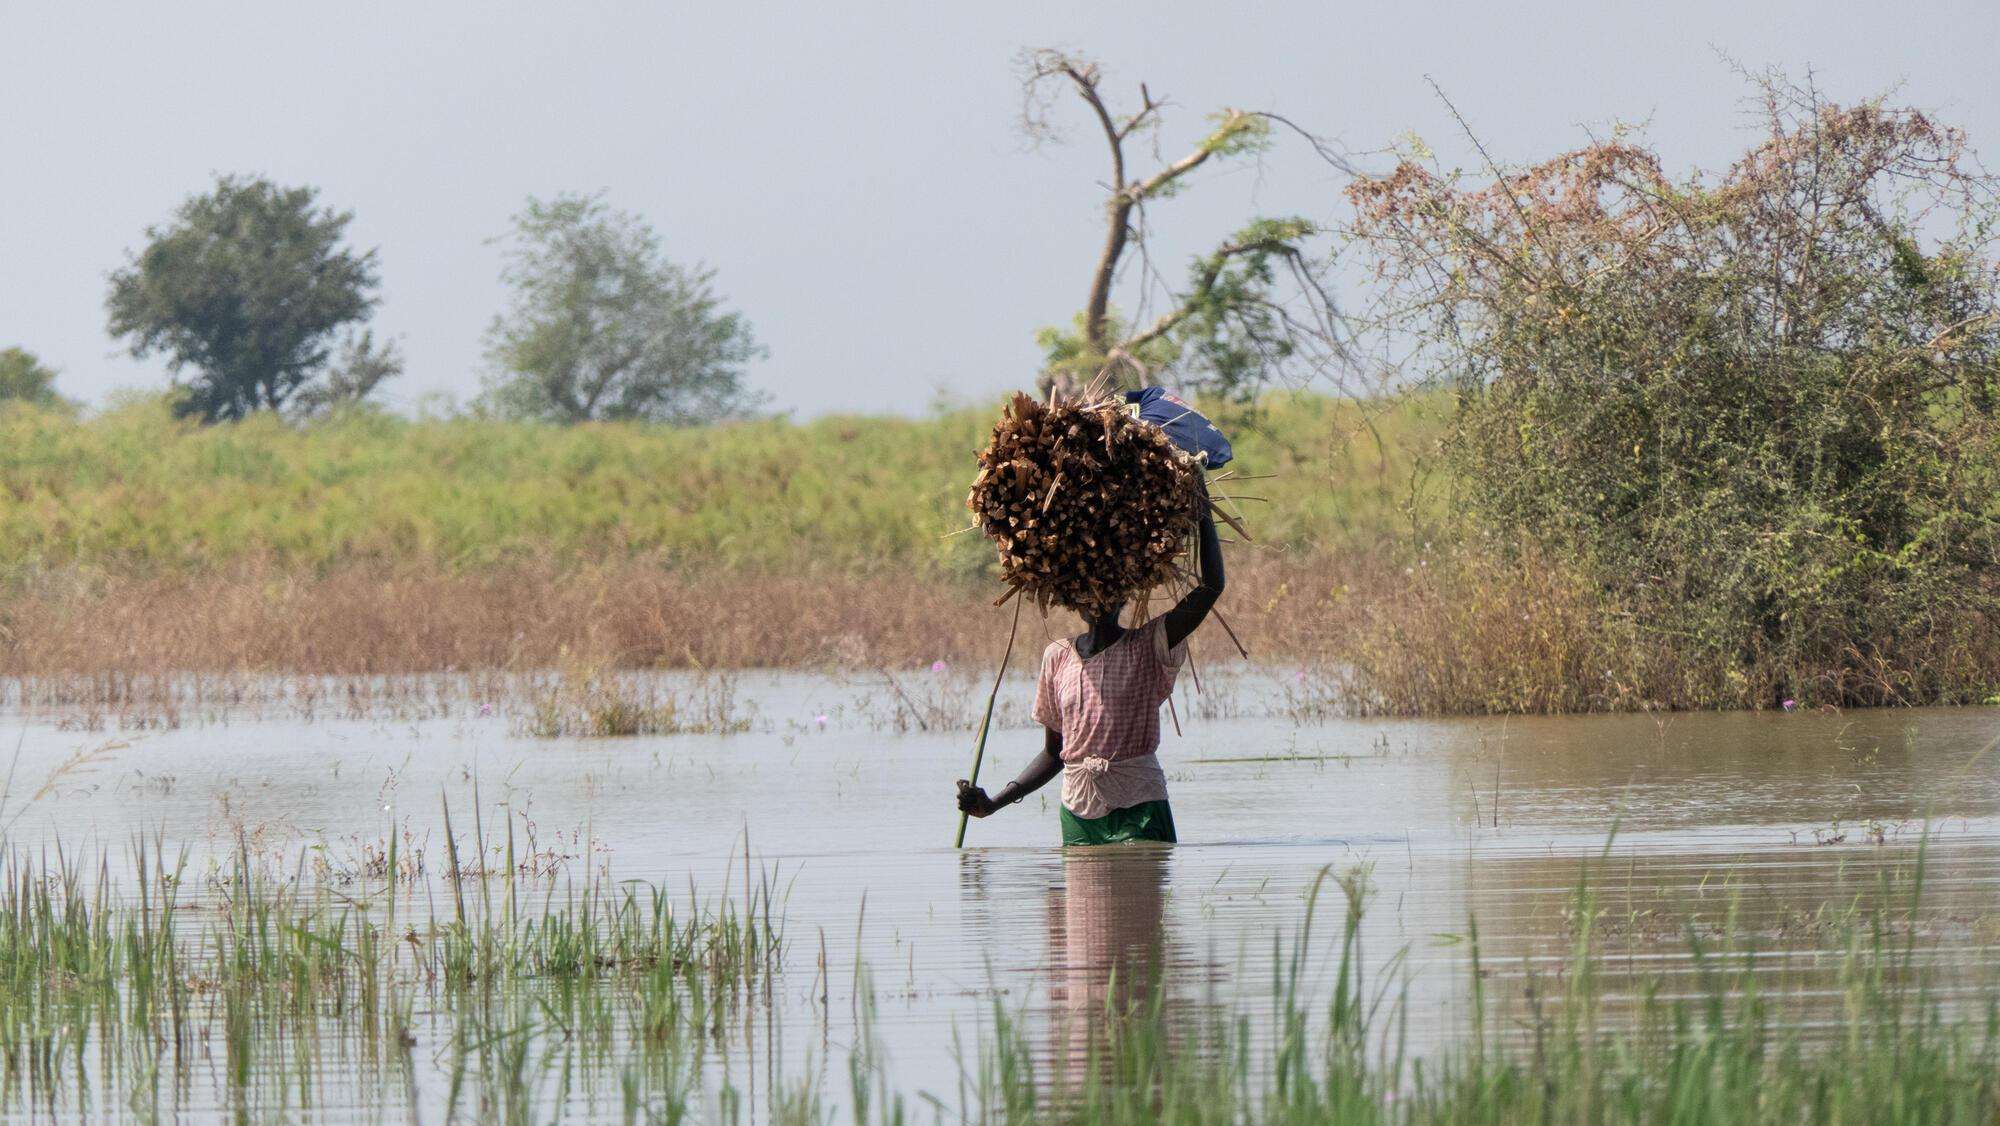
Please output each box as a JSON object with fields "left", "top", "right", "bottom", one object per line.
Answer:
{"left": 1060, "top": 800, "right": 1177, "bottom": 846}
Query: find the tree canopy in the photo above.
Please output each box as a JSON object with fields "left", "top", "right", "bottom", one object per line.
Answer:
{"left": 480, "top": 193, "right": 764, "bottom": 425}
{"left": 0, "top": 348, "right": 71, "bottom": 413}
{"left": 106, "top": 175, "right": 388, "bottom": 422}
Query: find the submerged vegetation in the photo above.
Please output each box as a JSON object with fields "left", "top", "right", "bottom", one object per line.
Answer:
{"left": 524, "top": 665, "right": 754, "bottom": 738}
{"left": 0, "top": 813, "right": 787, "bottom": 1121}
{"left": 968, "top": 862, "right": 2000, "bottom": 1125}
{"left": 0, "top": 828, "right": 1989, "bottom": 1121}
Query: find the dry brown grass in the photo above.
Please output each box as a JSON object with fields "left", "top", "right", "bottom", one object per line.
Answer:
{"left": 8, "top": 548, "right": 1992, "bottom": 718}
{"left": 1300, "top": 546, "right": 2000, "bottom": 715}
{"left": 0, "top": 555, "right": 1322, "bottom": 679}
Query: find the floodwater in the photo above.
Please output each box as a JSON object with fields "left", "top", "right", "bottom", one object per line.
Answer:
{"left": 4, "top": 669, "right": 2000, "bottom": 1120}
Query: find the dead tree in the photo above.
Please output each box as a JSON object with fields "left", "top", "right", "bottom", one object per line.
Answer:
{"left": 1020, "top": 49, "right": 1351, "bottom": 397}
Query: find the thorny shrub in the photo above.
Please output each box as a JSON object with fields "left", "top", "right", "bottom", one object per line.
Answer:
{"left": 1348, "top": 78, "right": 2000, "bottom": 708}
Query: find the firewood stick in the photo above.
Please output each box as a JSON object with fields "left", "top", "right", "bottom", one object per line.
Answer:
{"left": 955, "top": 597, "right": 1024, "bottom": 848}
{"left": 1210, "top": 604, "right": 1250, "bottom": 658}
{"left": 1208, "top": 498, "right": 1252, "bottom": 542}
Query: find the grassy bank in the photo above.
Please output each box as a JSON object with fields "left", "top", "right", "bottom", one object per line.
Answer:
{"left": 4, "top": 393, "right": 1996, "bottom": 713}
{"left": 0, "top": 393, "right": 1427, "bottom": 573}
{"left": 0, "top": 391, "right": 1417, "bottom": 694}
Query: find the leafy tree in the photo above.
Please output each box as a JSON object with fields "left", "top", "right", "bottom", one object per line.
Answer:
{"left": 106, "top": 175, "right": 386, "bottom": 422}
{"left": 1019, "top": 50, "right": 1351, "bottom": 398}
{"left": 480, "top": 193, "right": 764, "bottom": 425}
{"left": 0, "top": 348, "right": 73, "bottom": 412}
{"left": 1350, "top": 79, "right": 2000, "bottom": 706}
{"left": 288, "top": 330, "right": 405, "bottom": 420}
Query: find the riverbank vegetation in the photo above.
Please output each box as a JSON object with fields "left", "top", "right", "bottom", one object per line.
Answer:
{"left": 2, "top": 377, "right": 1997, "bottom": 713}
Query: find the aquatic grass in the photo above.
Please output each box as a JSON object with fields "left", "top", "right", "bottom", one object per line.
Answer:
{"left": 523, "top": 665, "right": 753, "bottom": 739}
{"left": 0, "top": 828, "right": 1992, "bottom": 1120}
{"left": 432, "top": 795, "right": 783, "bottom": 1000}
{"left": 931, "top": 847, "right": 2000, "bottom": 1125}
{"left": 0, "top": 809, "right": 789, "bottom": 1115}
{"left": 15, "top": 542, "right": 1984, "bottom": 721}
{"left": 0, "top": 552, "right": 1333, "bottom": 696}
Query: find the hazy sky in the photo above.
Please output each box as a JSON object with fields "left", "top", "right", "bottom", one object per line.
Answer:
{"left": 4, "top": 0, "right": 1995, "bottom": 417}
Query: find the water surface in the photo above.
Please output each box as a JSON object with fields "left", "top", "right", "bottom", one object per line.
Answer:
{"left": 5, "top": 673, "right": 1998, "bottom": 1119}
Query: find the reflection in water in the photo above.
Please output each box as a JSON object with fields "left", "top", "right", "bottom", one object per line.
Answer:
{"left": 1454, "top": 838, "right": 2000, "bottom": 1039}
{"left": 1044, "top": 846, "right": 1174, "bottom": 1074}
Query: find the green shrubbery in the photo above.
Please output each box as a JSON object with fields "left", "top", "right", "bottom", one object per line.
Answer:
{"left": 0, "top": 350, "right": 72, "bottom": 414}
{"left": 0, "top": 392, "right": 1417, "bottom": 577}
{"left": 1352, "top": 83, "right": 2000, "bottom": 707}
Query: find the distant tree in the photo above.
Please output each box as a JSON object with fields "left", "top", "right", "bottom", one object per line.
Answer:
{"left": 288, "top": 330, "right": 405, "bottom": 420}
{"left": 106, "top": 175, "right": 388, "bottom": 422}
{"left": 480, "top": 193, "right": 764, "bottom": 425}
{"left": 0, "top": 347, "right": 73, "bottom": 412}
{"left": 1019, "top": 49, "right": 1352, "bottom": 398}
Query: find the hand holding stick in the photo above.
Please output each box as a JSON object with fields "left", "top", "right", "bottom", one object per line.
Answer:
{"left": 954, "top": 597, "right": 1023, "bottom": 847}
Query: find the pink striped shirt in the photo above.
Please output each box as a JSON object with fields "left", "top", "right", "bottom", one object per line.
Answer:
{"left": 1032, "top": 617, "right": 1187, "bottom": 819}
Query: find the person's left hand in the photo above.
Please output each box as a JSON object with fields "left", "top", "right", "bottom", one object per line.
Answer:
{"left": 956, "top": 779, "right": 998, "bottom": 817}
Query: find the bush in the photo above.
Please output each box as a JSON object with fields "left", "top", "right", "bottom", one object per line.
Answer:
{"left": 0, "top": 348, "right": 72, "bottom": 413}
{"left": 1350, "top": 79, "right": 2000, "bottom": 707}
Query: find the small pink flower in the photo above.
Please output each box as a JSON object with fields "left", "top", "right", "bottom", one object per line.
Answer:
{"left": 478, "top": 703, "right": 493, "bottom": 717}
{"left": 814, "top": 714, "right": 829, "bottom": 728}
{"left": 1294, "top": 670, "right": 1307, "bottom": 683}
{"left": 930, "top": 660, "right": 949, "bottom": 674}
{"left": 1782, "top": 698, "right": 1797, "bottom": 712}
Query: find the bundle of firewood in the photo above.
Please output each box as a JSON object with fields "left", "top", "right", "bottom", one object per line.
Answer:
{"left": 967, "top": 391, "right": 1206, "bottom": 616}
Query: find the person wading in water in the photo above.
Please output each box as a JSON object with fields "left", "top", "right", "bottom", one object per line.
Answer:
{"left": 955, "top": 486, "right": 1225, "bottom": 845}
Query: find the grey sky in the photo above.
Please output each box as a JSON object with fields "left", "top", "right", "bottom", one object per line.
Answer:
{"left": 4, "top": 0, "right": 1995, "bottom": 417}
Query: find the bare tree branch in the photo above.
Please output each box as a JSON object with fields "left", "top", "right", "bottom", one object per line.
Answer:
{"left": 1021, "top": 48, "right": 1351, "bottom": 398}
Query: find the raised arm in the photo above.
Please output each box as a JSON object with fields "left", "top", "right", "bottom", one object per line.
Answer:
{"left": 956, "top": 727, "right": 1064, "bottom": 817}
{"left": 1163, "top": 488, "right": 1225, "bottom": 649}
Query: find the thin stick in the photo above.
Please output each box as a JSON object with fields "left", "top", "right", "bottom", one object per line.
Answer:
{"left": 1210, "top": 604, "right": 1250, "bottom": 658}
{"left": 955, "top": 597, "right": 1026, "bottom": 848}
{"left": 1208, "top": 498, "right": 1253, "bottom": 541}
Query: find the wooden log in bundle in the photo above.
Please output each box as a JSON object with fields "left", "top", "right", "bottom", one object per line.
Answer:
{"left": 967, "top": 391, "right": 1206, "bottom": 616}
